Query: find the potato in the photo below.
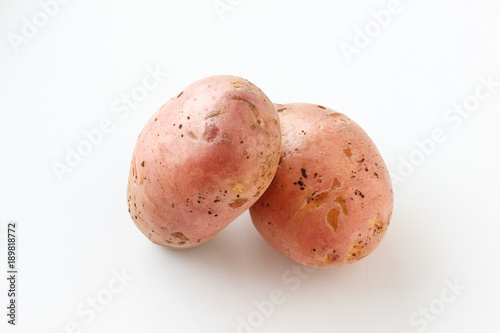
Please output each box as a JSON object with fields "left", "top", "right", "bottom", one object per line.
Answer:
{"left": 127, "top": 75, "right": 281, "bottom": 248}
{"left": 249, "top": 103, "right": 393, "bottom": 267}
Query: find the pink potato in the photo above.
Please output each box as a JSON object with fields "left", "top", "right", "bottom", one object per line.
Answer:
{"left": 127, "top": 76, "right": 281, "bottom": 248}
{"left": 249, "top": 103, "right": 393, "bottom": 267}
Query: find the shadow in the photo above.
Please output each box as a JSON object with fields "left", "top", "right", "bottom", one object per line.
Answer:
{"left": 152, "top": 211, "right": 294, "bottom": 281}
{"left": 130, "top": 188, "right": 447, "bottom": 332}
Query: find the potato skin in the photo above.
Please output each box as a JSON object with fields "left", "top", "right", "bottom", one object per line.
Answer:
{"left": 249, "top": 103, "right": 393, "bottom": 267}
{"left": 127, "top": 75, "right": 281, "bottom": 248}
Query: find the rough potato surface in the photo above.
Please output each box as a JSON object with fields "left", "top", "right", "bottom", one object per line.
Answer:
{"left": 127, "top": 76, "right": 281, "bottom": 248}
{"left": 250, "top": 103, "right": 393, "bottom": 267}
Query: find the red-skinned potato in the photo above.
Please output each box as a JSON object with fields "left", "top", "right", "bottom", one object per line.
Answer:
{"left": 250, "top": 103, "right": 393, "bottom": 267}
{"left": 127, "top": 75, "right": 281, "bottom": 248}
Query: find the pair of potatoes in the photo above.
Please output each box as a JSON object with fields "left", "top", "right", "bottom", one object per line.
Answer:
{"left": 127, "top": 75, "right": 393, "bottom": 267}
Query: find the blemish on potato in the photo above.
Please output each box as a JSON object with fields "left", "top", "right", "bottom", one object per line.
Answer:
{"left": 331, "top": 178, "right": 341, "bottom": 190}
{"left": 277, "top": 107, "right": 287, "bottom": 113}
{"left": 141, "top": 161, "right": 145, "bottom": 167}
{"left": 317, "top": 105, "right": 327, "bottom": 110}
{"left": 370, "top": 218, "right": 385, "bottom": 234}
{"left": 205, "top": 111, "right": 223, "bottom": 119}
{"left": 326, "top": 208, "right": 340, "bottom": 232}
{"left": 308, "top": 191, "right": 328, "bottom": 208}
{"left": 177, "top": 91, "right": 183, "bottom": 98}
{"left": 171, "top": 231, "right": 190, "bottom": 241}
{"left": 203, "top": 124, "right": 220, "bottom": 141}
{"left": 233, "top": 98, "right": 257, "bottom": 114}
{"left": 347, "top": 244, "right": 363, "bottom": 262}
{"left": 231, "top": 81, "right": 245, "bottom": 88}
{"left": 343, "top": 148, "right": 352, "bottom": 158}
{"left": 232, "top": 184, "right": 245, "bottom": 193}
{"left": 229, "top": 197, "right": 248, "bottom": 208}
{"left": 334, "top": 196, "right": 348, "bottom": 215}
{"left": 323, "top": 253, "right": 339, "bottom": 263}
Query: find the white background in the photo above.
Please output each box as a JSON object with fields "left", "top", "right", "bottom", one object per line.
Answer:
{"left": 1, "top": 0, "right": 499, "bottom": 332}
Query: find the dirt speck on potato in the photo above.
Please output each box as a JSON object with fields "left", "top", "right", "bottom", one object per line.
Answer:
{"left": 301, "top": 168, "right": 308, "bottom": 178}
{"left": 355, "top": 190, "right": 365, "bottom": 198}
